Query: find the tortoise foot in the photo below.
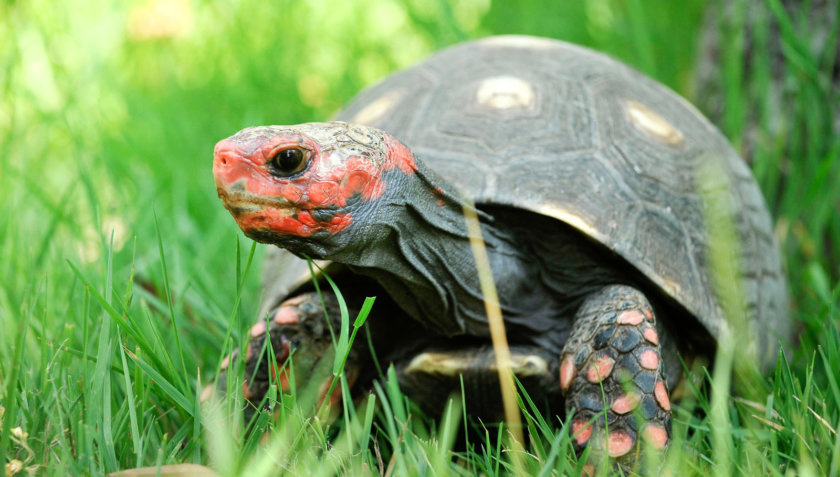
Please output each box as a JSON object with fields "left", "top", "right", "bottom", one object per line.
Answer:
{"left": 206, "top": 291, "right": 355, "bottom": 409}
{"left": 561, "top": 285, "right": 671, "bottom": 473}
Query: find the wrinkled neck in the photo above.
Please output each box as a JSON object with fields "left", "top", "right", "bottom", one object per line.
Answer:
{"left": 329, "top": 160, "right": 518, "bottom": 337}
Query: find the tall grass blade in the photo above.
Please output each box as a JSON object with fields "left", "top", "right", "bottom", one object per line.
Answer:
{"left": 154, "top": 213, "right": 190, "bottom": 394}
{"left": 461, "top": 198, "right": 525, "bottom": 475}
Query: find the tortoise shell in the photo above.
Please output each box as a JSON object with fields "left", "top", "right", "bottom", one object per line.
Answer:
{"left": 259, "top": 35, "right": 789, "bottom": 366}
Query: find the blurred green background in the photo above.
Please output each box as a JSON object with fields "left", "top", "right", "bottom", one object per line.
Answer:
{"left": 1, "top": 0, "right": 838, "bottom": 474}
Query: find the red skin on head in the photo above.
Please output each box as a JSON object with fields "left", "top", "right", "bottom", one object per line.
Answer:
{"left": 383, "top": 134, "right": 417, "bottom": 174}
{"left": 213, "top": 125, "right": 417, "bottom": 239}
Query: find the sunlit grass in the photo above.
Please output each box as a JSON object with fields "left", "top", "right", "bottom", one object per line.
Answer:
{"left": 1, "top": 0, "right": 838, "bottom": 475}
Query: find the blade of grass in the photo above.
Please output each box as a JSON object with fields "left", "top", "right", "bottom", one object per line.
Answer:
{"left": 153, "top": 213, "right": 190, "bottom": 395}
{"left": 193, "top": 368, "right": 202, "bottom": 463}
{"left": 101, "top": 359, "right": 118, "bottom": 471}
{"left": 117, "top": 328, "right": 142, "bottom": 465}
{"left": 304, "top": 258, "right": 344, "bottom": 347}
{"left": 461, "top": 198, "right": 524, "bottom": 475}
{"left": 431, "top": 397, "right": 461, "bottom": 473}
{"left": 358, "top": 393, "right": 377, "bottom": 451}
{"left": 126, "top": 351, "right": 195, "bottom": 417}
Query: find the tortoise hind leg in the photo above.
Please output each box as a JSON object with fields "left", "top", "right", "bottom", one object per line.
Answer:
{"left": 560, "top": 285, "right": 676, "bottom": 472}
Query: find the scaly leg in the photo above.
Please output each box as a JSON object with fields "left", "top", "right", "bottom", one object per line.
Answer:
{"left": 560, "top": 285, "right": 673, "bottom": 472}
{"left": 207, "top": 291, "right": 356, "bottom": 410}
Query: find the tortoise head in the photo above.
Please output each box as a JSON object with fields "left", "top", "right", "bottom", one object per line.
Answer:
{"left": 213, "top": 121, "right": 416, "bottom": 256}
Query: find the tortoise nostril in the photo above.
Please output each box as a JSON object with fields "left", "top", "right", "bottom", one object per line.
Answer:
{"left": 214, "top": 139, "right": 237, "bottom": 168}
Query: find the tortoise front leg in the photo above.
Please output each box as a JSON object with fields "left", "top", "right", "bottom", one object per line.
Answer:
{"left": 560, "top": 285, "right": 674, "bottom": 472}
{"left": 206, "top": 291, "right": 358, "bottom": 413}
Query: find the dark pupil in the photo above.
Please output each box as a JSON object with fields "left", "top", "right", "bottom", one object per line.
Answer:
{"left": 272, "top": 149, "right": 303, "bottom": 173}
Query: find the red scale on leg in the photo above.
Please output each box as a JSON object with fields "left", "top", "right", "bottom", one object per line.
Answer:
{"left": 586, "top": 355, "right": 615, "bottom": 383}
{"left": 654, "top": 381, "right": 671, "bottom": 411}
{"left": 280, "top": 295, "right": 307, "bottom": 307}
{"left": 274, "top": 306, "right": 300, "bottom": 325}
{"left": 607, "top": 430, "right": 635, "bottom": 457}
{"left": 250, "top": 321, "right": 267, "bottom": 337}
{"left": 643, "top": 326, "right": 659, "bottom": 344}
{"left": 611, "top": 391, "right": 641, "bottom": 414}
{"left": 642, "top": 425, "right": 669, "bottom": 449}
{"left": 560, "top": 354, "right": 576, "bottom": 391}
{"left": 572, "top": 419, "right": 593, "bottom": 446}
{"left": 617, "top": 310, "right": 644, "bottom": 325}
{"left": 639, "top": 349, "right": 659, "bottom": 370}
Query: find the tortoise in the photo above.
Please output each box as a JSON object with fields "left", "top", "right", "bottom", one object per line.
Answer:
{"left": 211, "top": 35, "right": 790, "bottom": 469}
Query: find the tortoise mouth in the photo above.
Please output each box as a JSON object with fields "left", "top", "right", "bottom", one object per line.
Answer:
{"left": 216, "top": 186, "right": 353, "bottom": 240}
{"left": 216, "top": 187, "right": 297, "bottom": 213}
{"left": 216, "top": 187, "right": 297, "bottom": 231}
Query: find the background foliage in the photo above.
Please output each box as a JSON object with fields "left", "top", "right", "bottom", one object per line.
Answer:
{"left": 0, "top": 0, "right": 838, "bottom": 475}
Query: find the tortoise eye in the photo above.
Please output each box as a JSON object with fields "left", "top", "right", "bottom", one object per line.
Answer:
{"left": 268, "top": 148, "right": 309, "bottom": 177}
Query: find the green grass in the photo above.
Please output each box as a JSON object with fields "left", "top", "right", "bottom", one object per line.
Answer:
{"left": 1, "top": 0, "right": 838, "bottom": 475}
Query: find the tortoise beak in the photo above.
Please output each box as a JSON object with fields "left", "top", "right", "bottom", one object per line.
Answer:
{"left": 213, "top": 138, "right": 246, "bottom": 189}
